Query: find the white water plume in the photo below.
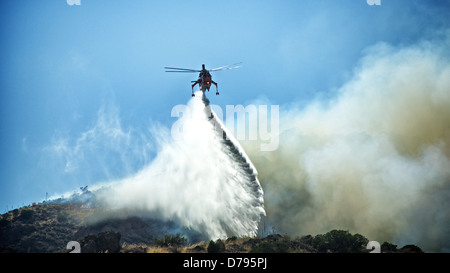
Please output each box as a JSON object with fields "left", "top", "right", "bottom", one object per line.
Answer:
{"left": 96, "top": 91, "right": 265, "bottom": 240}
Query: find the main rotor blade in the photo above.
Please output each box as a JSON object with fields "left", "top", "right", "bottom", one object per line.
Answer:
{"left": 164, "top": 67, "right": 200, "bottom": 72}
{"left": 210, "top": 62, "right": 243, "bottom": 72}
{"left": 165, "top": 70, "right": 199, "bottom": 73}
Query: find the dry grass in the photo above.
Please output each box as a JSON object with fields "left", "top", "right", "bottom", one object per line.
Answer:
{"left": 223, "top": 236, "right": 253, "bottom": 252}
{"left": 121, "top": 242, "right": 149, "bottom": 253}
{"left": 181, "top": 241, "right": 208, "bottom": 253}
{"left": 146, "top": 246, "right": 171, "bottom": 253}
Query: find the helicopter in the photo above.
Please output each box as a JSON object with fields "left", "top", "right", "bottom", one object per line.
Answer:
{"left": 165, "top": 63, "right": 242, "bottom": 97}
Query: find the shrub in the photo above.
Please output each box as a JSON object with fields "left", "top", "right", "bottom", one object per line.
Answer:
{"left": 154, "top": 234, "right": 187, "bottom": 247}
{"left": 226, "top": 236, "right": 237, "bottom": 242}
{"left": 381, "top": 241, "right": 397, "bottom": 252}
{"left": 0, "top": 217, "right": 11, "bottom": 228}
{"left": 19, "top": 209, "right": 34, "bottom": 221}
{"left": 399, "top": 244, "right": 423, "bottom": 253}
{"left": 207, "top": 239, "right": 226, "bottom": 253}
{"left": 57, "top": 212, "right": 69, "bottom": 223}
{"left": 250, "top": 240, "right": 290, "bottom": 253}
{"left": 312, "top": 230, "right": 368, "bottom": 253}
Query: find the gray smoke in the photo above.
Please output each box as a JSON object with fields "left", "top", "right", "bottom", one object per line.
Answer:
{"left": 241, "top": 33, "right": 450, "bottom": 252}
{"left": 95, "top": 91, "right": 265, "bottom": 240}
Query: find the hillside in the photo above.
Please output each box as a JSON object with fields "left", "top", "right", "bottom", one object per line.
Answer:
{"left": 0, "top": 203, "right": 187, "bottom": 253}
{"left": 0, "top": 203, "right": 422, "bottom": 253}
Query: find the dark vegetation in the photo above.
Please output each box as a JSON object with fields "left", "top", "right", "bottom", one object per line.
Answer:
{"left": 154, "top": 234, "right": 188, "bottom": 247}
{"left": 311, "top": 229, "right": 368, "bottom": 253}
{"left": 0, "top": 203, "right": 423, "bottom": 253}
{"left": 207, "top": 239, "right": 226, "bottom": 253}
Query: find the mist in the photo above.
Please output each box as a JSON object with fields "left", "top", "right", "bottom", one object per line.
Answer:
{"left": 241, "top": 33, "right": 450, "bottom": 252}
{"left": 94, "top": 92, "right": 265, "bottom": 240}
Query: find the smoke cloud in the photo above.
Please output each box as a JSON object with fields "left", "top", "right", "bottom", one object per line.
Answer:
{"left": 95, "top": 92, "right": 265, "bottom": 240}
{"left": 241, "top": 33, "right": 450, "bottom": 252}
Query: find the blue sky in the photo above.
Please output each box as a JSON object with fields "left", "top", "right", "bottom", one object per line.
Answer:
{"left": 1, "top": 0, "right": 449, "bottom": 211}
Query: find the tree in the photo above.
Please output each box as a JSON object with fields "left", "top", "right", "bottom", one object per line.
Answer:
{"left": 207, "top": 239, "right": 226, "bottom": 253}
{"left": 381, "top": 241, "right": 397, "bottom": 252}
{"left": 312, "top": 230, "right": 369, "bottom": 253}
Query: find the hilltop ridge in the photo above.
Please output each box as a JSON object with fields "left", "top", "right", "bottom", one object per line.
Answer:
{"left": 0, "top": 203, "right": 422, "bottom": 253}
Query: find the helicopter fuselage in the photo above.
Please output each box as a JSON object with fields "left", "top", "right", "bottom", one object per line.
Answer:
{"left": 192, "top": 65, "right": 217, "bottom": 94}
{"left": 165, "top": 62, "right": 241, "bottom": 97}
{"left": 197, "top": 69, "right": 213, "bottom": 92}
